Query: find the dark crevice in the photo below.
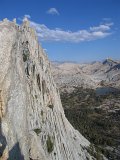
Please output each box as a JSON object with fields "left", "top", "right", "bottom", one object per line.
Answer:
{"left": 36, "top": 74, "right": 41, "bottom": 91}
{"left": 25, "top": 63, "right": 30, "bottom": 76}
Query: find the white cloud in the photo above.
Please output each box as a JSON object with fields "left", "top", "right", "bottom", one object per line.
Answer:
{"left": 90, "top": 23, "right": 113, "bottom": 32}
{"left": 47, "top": 8, "right": 59, "bottom": 15}
{"left": 18, "top": 15, "right": 31, "bottom": 21}
{"left": 24, "top": 14, "right": 31, "bottom": 19}
{"left": 30, "top": 21, "right": 113, "bottom": 43}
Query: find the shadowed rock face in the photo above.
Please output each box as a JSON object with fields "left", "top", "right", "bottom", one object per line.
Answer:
{"left": 0, "top": 118, "right": 7, "bottom": 158}
{"left": 8, "top": 142, "right": 24, "bottom": 160}
{"left": 0, "top": 19, "right": 94, "bottom": 160}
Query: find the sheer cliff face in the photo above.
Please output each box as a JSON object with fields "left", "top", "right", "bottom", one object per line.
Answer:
{"left": 0, "top": 19, "right": 93, "bottom": 160}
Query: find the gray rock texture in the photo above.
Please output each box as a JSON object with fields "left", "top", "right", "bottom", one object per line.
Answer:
{"left": 0, "top": 19, "right": 93, "bottom": 160}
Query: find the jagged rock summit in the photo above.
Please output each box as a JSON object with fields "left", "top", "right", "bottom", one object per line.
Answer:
{"left": 0, "top": 18, "right": 93, "bottom": 160}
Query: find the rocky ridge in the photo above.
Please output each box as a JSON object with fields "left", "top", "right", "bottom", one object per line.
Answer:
{"left": 52, "top": 59, "right": 120, "bottom": 92}
{"left": 0, "top": 18, "right": 94, "bottom": 160}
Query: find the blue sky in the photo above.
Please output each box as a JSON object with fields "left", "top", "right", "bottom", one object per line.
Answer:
{"left": 0, "top": 0, "right": 120, "bottom": 62}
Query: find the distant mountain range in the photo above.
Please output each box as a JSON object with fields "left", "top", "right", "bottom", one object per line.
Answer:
{"left": 52, "top": 58, "right": 120, "bottom": 92}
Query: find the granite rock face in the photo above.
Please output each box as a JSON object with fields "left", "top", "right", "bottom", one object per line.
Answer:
{"left": 0, "top": 19, "right": 93, "bottom": 160}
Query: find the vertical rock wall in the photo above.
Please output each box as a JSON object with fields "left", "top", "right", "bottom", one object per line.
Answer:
{"left": 0, "top": 19, "right": 94, "bottom": 160}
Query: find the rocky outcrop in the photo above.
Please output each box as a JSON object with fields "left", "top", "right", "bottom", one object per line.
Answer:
{"left": 0, "top": 19, "right": 94, "bottom": 160}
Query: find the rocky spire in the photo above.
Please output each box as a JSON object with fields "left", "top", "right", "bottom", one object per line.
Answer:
{"left": 0, "top": 20, "right": 95, "bottom": 160}
{"left": 22, "top": 17, "right": 30, "bottom": 27}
